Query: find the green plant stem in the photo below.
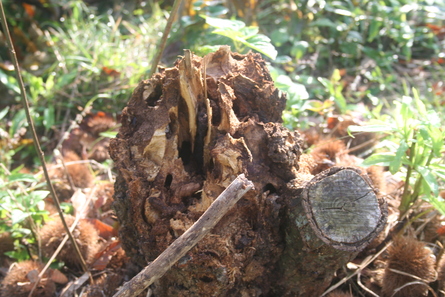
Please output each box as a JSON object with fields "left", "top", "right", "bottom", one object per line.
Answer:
{"left": 409, "top": 149, "right": 435, "bottom": 204}
{"left": 400, "top": 139, "right": 436, "bottom": 217}
{"left": 0, "top": 1, "right": 91, "bottom": 280}
{"left": 148, "top": 0, "right": 183, "bottom": 78}
{"left": 399, "top": 139, "right": 417, "bottom": 218}
{"left": 410, "top": 173, "right": 424, "bottom": 203}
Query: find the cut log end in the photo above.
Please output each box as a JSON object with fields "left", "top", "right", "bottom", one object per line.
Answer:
{"left": 302, "top": 166, "right": 387, "bottom": 251}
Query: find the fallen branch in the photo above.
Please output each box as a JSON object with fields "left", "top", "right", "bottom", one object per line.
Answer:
{"left": 113, "top": 174, "right": 254, "bottom": 297}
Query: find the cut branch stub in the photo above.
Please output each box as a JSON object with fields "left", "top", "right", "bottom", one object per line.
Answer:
{"left": 302, "top": 166, "right": 387, "bottom": 251}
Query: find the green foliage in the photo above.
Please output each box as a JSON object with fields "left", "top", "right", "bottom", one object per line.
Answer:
{"left": 1, "top": 0, "right": 445, "bottom": 257}
{"left": 0, "top": 169, "right": 50, "bottom": 260}
{"left": 255, "top": 0, "right": 445, "bottom": 128}
{"left": 262, "top": 0, "right": 442, "bottom": 64}
{"left": 269, "top": 66, "right": 311, "bottom": 129}
{"left": 201, "top": 16, "right": 277, "bottom": 59}
{"left": 349, "top": 92, "right": 445, "bottom": 218}
{"left": 0, "top": 1, "right": 166, "bottom": 166}
{"left": 2, "top": 1, "right": 163, "bottom": 124}
{"left": 174, "top": 2, "right": 278, "bottom": 59}
{"left": 41, "top": 1, "right": 164, "bottom": 110}
{"left": 317, "top": 69, "right": 347, "bottom": 114}
{"left": 0, "top": 106, "right": 34, "bottom": 169}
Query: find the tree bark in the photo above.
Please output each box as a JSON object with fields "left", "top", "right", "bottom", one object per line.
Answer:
{"left": 109, "top": 46, "right": 387, "bottom": 296}
{"left": 277, "top": 166, "right": 387, "bottom": 296}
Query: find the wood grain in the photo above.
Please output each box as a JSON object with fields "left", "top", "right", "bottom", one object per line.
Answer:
{"left": 302, "top": 167, "right": 387, "bottom": 251}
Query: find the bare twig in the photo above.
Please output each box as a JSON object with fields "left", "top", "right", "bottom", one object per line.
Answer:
{"left": 321, "top": 241, "right": 392, "bottom": 296}
{"left": 388, "top": 268, "right": 437, "bottom": 283}
{"left": 390, "top": 280, "right": 437, "bottom": 297}
{"left": 28, "top": 215, "right": 81, "bottom": 297}
{"left": 357, "top": 269, "right": 379, "bottom": 297}
{"left": 0, "top": 0, "right": 91, "bottom": 280}
{"left": 113, "top": 174, "right": 254, "bottom": 297}
{"left": 55, "top": 149, "right": 76, "bottom": 191}
{"left": 29, "top": 183, "right": 99, "bottom": 297}
{"left": 148, "top": 0, "right": 183, "bottom": 77}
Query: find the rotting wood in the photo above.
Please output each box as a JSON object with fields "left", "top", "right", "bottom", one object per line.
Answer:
{"left": 109, "top": 46, "right": 387, "bottom": 296}
{"left": 112, "top": 174, "right": 254, "bottom": 297}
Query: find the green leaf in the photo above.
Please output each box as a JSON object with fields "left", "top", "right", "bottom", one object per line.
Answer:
{"left": 425, "top": 110, "right": 441, "bottom": 128}
{"left": 270, "top": 28, "right": 289, "bottom": 47}
{"left": 203, "top": 15, "right": 277, "bottom": 59}
{"left": 7, "top": 173, "right": 38, "bottom": 183}
{"left": 399, "top": 98, "right": 414, "bottom": 130}
{"left": 43, "top": 106, "right": 55, "bottom": 131}
{"left": 389, "top": 140, "right": 409, "bottom": 174}
{"left": 318, "top": 77, "right": 332, "bottom": 89}
{"left": 197, "top": 45, "right": 222, "bottom": 55}
{"left": 45, "top": 74, "right": 55, "bottom": 94}
{"left": 347, "top": 31, "right": 363, "bottom": 43}
{"left": 333, "top": 93, "right": 347, "bottom": 114}
{"left": 348, "top": 124, "right": 396, "bottom": 133}
{"left": 203, "top": 15, "right": 245, "bottom": 31}
{"left": 333, "top": 8, "right": 354, "bottom": 16}
{"left": 423, "top": 194, "right": 445, "bottom": 217}
{"left": 56, "top": 72, "right": 78, "bottom": 89}
{"left": 100, "top": 131, "right": 118, "bottom": 138}
{"left": 417, "top": 165, "right": 439, "bottom": 196}
{"left": 0, "top": 70, "right": 20, "bottom": 94}
{"left": 11, "top": 209, "right": 29, "bottom": 225}
{"left": 362, "top": 153, "right": 395, "bottom": 167}
{"left": 244, "top": 34, "right": 278, "bottom": 60}
{"left": 310, "top": 18, "right": 337, "bottom": 29}
{"left": 274, "top": 56, "right": 292, "bottom": 64}
{"left": 240, "top": 26, "right": 259, "bottom": 39}
{"left": 418, "top": 126, "right": 431, "bottom": 143}
{"left": 434, "top": 170, "right": 445, "bottom": 182}
{"left": 368, "top": 19, "right": 382, "bottom": 42}
{"left": 430, "top": 127, "right": 445, "bottom": 156}
{"left": 0, "top": 106, "right": 9, "bottom": 121}
{"left": 10, "top": 109, "right": 27, "bottom": 136}
{"left": 413, "top": 89, "right": 426, "bottom": 116}
{"left": 274, "top": 75, "right": 309, "bottom": 100}
{"left": 290, "top": 41, "right": 309, "bottom": 60}
{"left": 5, "top": 248, "right": 31, "bottom": 262}
{"left": 28, "top": 190, "right": 50, "bottom": 202}
{"left": 206, "top": 5, "right": 228, "bottom": 16}
{"left": 430, "top": 163, "right": 445, "bottom": 171}
{"left": 303, "top": 100, "right": 324, "bottom": 112}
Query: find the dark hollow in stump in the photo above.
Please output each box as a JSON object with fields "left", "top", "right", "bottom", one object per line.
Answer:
{"left": 109, "top": 46, "right": 387, "bottom": 296}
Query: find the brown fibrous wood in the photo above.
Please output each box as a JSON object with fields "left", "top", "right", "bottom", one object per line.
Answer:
{"left": 109, "top": 46, "right": 387, "bottom": 296}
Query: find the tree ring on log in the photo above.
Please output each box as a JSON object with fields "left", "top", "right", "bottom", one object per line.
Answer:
{"left": 301, "top": 166, "right": 387, "bottom": 251}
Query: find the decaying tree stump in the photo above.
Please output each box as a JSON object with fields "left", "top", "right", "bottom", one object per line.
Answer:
{"left": 109, "top": 46, "right": 387, "bottom": 296}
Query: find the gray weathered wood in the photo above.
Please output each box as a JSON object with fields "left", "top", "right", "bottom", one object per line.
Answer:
{"left": 302, "top": 167, "right": 387, "bottom": 251}
{"left": 277, "top": 166, "right": 388, "bottom": 296}
{"left": 113, "top": 174, "right": 254, "bottom": 297}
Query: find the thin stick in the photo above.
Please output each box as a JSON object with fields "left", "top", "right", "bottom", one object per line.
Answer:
{"left": 0, "top": 1, "right": 91, "bottom": 279}
{"left": 28, "top": 216, "right": 81, "bottom": 297}
{"left": 148, "top": 0, "right": 182, "bottom": 77}
{"left": 55, "top": 150, "right": 76, "bottom": 191}
{"left": 113, "top": 174, "right": 254, "bottom": 297}
{"left": 357, "top": 269, "right": 379, "bottom": 297}
{"left": 320, "top": 241, "right": 392, "bottom": 296}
